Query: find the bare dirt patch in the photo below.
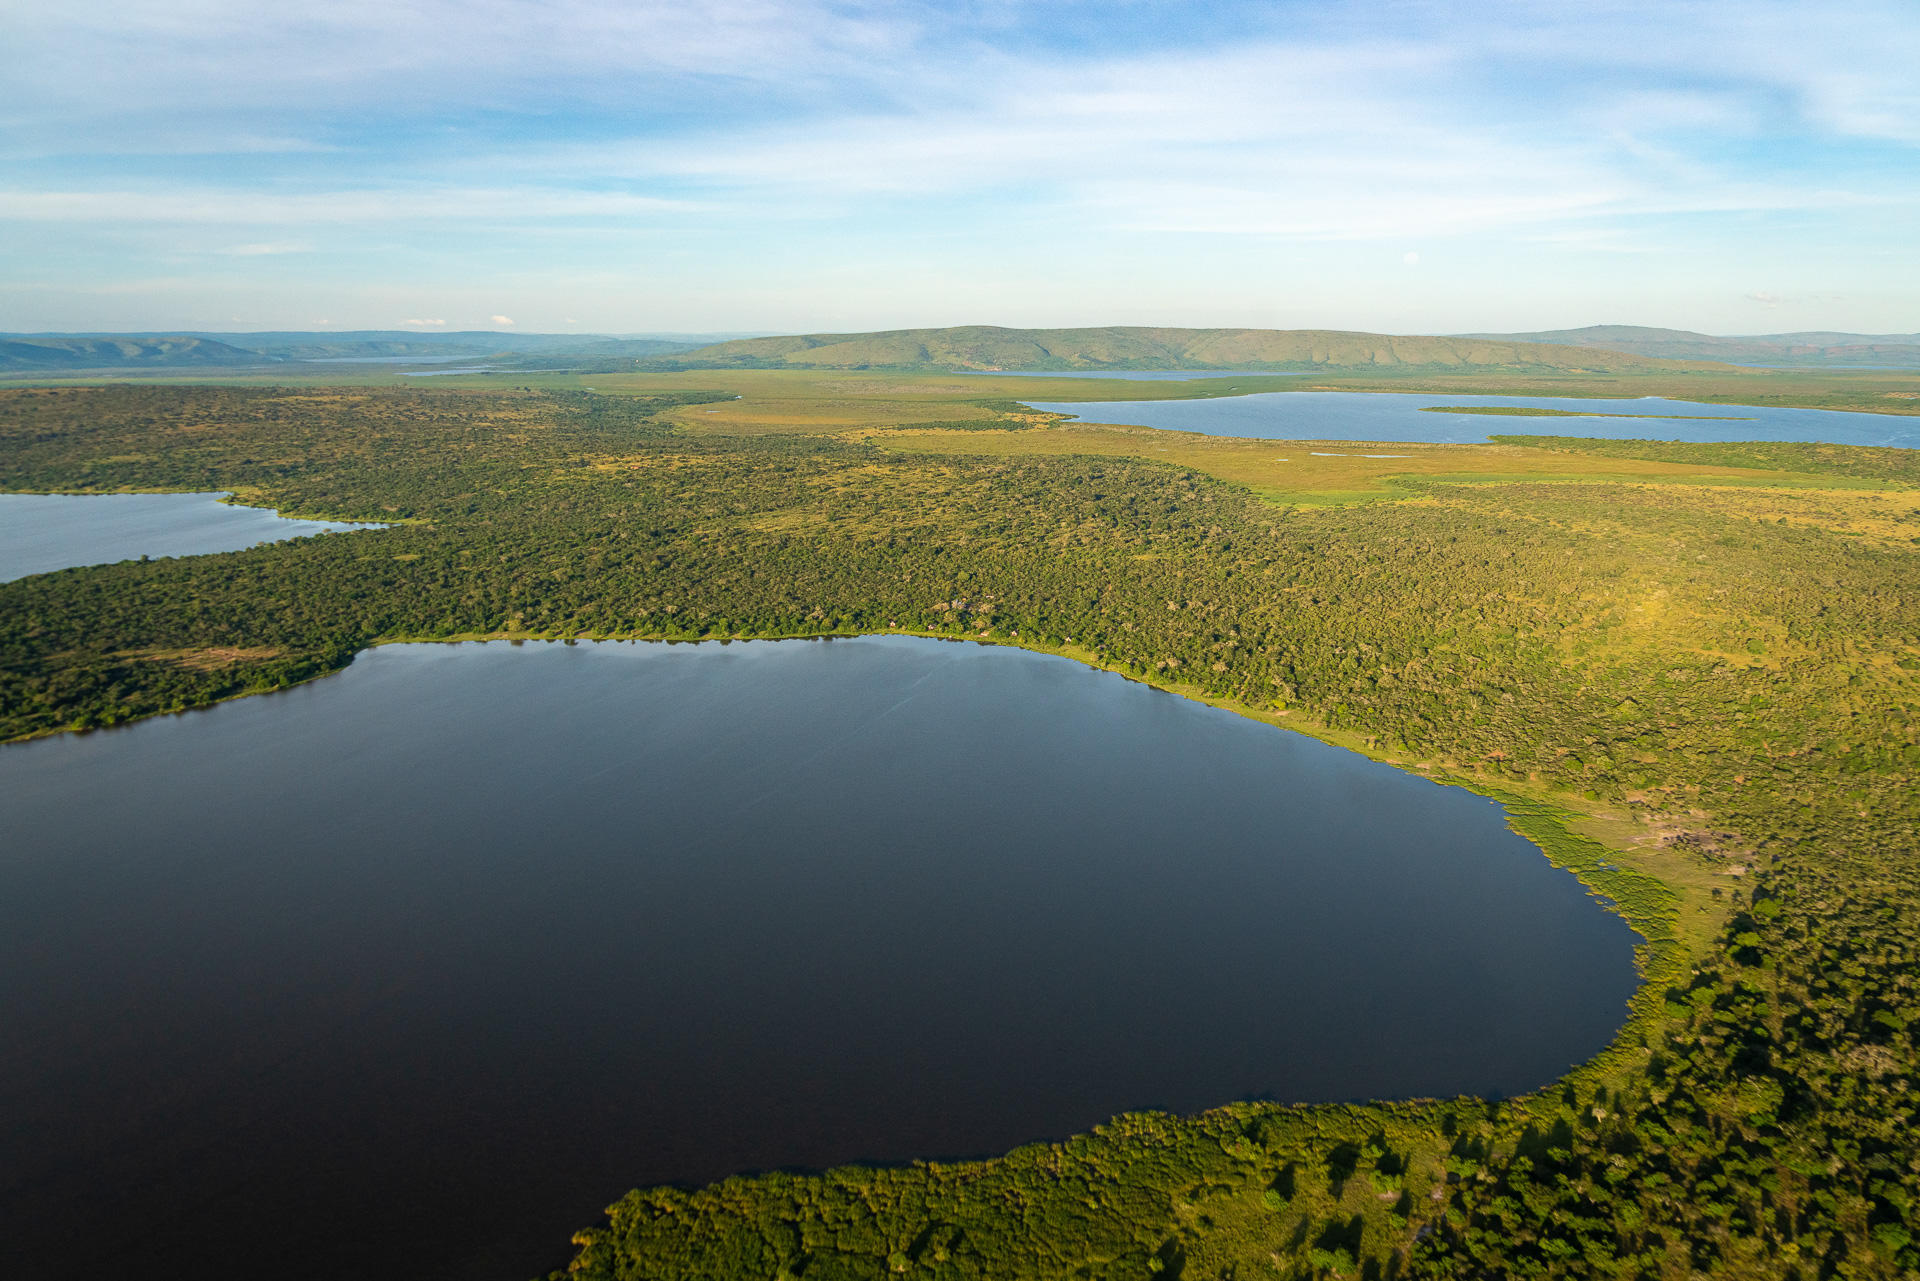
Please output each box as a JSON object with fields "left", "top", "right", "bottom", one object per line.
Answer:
{"left": 120, "top": 646, "right": 285, "bottom": 672}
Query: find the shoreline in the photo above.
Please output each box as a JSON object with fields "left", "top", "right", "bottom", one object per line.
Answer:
{"left": 5, "top": 623, "right": 1725, "bottom": 1110}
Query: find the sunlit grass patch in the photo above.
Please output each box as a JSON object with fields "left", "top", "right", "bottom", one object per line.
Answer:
{"left": 877, "top": 423, "right": 1802, "bottom": 503}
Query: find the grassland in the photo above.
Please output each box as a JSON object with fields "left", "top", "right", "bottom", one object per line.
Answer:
{"left": 14, "top": 355, "right": 1919, "bottom": 420}
{"left": 3, "top": 375, "right": 1919, "bottom": 1279}
{"left": 874, "top": 424, "right": 1882, "bottom": 506}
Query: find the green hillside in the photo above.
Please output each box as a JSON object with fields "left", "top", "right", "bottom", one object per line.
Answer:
{"left": 1465, "top": 324, "right": 1920, "bottom": 369}
{"left": 0, "top": 330, "right": 711, "bottom": 371}
{"left": 649, "top": 324, "right": 1735, "bottom": 373}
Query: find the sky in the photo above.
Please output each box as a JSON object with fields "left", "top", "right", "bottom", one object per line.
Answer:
{"left": 3, "top": 0, "right": 1917, "bottom": 336}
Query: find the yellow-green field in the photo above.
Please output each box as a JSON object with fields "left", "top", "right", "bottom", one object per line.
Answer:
{"left": 881, "top": 423, "right": 1789, "bottom": 499}
{"left": 19, "top": 359, "right": 1920, "bottom": 417}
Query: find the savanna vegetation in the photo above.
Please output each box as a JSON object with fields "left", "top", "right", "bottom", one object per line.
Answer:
{"left": 1456, "top": 325, "right": 1920, "bottom": 371}
{"left": 3, "top": 377, "right": 1918, "bottom": 1280}
{"left": 637, "top": 324, "right": 1724, "bottom": 374}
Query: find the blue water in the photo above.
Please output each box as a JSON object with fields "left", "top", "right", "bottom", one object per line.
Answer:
{"left": 0, "top": 491, "right": 384, "bottom": 582}
{"left": 1024, "top": 390, "right": 1920, "bottom": 447}
{"left": 301, "top": 354, "right": 490, "bottom": 365}
{"left": 967, "top": 370, "right": 1310, "bottom": 382}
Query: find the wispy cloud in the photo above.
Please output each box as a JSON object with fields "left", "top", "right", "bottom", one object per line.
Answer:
{"left": 2, "top": 0, "right": 1915, "bottom": 331}
{"left": 222, "top": 241, "right": 312, "bottom": 256}
{"left": 0, "top": 0, "right": 932, "bottom": 123}
{"left": 0, "top": 187, "right": 701, "bottom": 224}
{"left": 500, "top": 23, "right": 1917, "bottom": 242}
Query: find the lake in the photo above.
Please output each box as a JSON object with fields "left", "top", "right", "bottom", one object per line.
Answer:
{"left": 968, "top": 370, "right": 1309, "bottom": 382}
{"left": 399, "top": 365, "right": 503, "bottom": 376}
{"left": 302, "top": 354, "right": 490, "bottom": 365}
{"left": 0, "top": 491, "right": 383, "bottom": 583}
{"left": 1023, "top": 390, "right": 1920, "bottom": 447}
{"left": 0, "top": 636, "right": 1640, "bottom": 1281}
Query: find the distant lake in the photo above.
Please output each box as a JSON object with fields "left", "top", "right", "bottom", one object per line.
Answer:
{"left": 0, "top": 637, "right": 1640, "bottom": 1281}
{"left": 967, "top": 370, "right": 1310, "bottom": 382}
{"left": 0, "top": 491, "right": 384, "bottom": 582}
{"left": 1024, "top": 390, "right": 1920, "bottom": 447}
{"left": 300, "top": 354, "right": 490, "bottom": 365}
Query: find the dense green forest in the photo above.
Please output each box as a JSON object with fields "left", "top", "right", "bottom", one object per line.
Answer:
{"left": 3, "top": 383, "right": 1918, "bottom": 1279}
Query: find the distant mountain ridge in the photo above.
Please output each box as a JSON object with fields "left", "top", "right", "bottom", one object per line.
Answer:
{"left": 16, "top": 324, "right": 1896, "bottom": 375}
{"left": 0, "top": 330, "right": 731, "bottom": 371}
{"left": 647, "top": 325, "right": 1733, "bottom": 373}
{"left": 1461, "top": 325, "right": 1920, "bottom": 369}
{"left": 0, "top": 335, "right": 266, "bottom": 371}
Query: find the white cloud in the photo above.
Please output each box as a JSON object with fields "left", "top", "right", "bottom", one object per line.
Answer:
{"left": 223, "top": 241, "right": 310, "bottom": 256}
{"left": 8, "top": 1, "right": 1914, "bottom": 145}
{"left": 0, "top": 0, "right": 932, "bottom": 123}
{"left": 0, "top": 187, "right": 699, "bottom": 224}
{"left": 490, "top": 314, "right": 514, "bottom": 325}
{"left": 486, "top": 17, "right": 1917, "bottom": 242}
{"left": 2, "top": 0, "right": 1915, "bottom": 332}
{"left": 403, "top": 317, "right": 446, "bottom": 326}
{"left": 2, "top": 4, "right": 1913, "bottom": 251}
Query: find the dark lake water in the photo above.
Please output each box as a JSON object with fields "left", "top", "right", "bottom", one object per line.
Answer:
{"left": 0, "top": 637, "right": 1641, "bottom": 1281}
{"left": 0, "top": 491, "right": 382, "bottom": 582}
{"left": 1024, "top": 390, "right": 1920, "bottom": 447}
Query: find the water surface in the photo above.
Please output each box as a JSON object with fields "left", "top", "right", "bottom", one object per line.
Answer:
{"left": 968, "top": 370, "right": 1309, "bottom": 382}
{"left": 302, "top": 354, "right": 493, "bottom": 365}
{"left": 0, "top": 491, "right": 383, "bottom": 582}
{"left": 1025, "top": 390, "right": 1920, "bottom": 447}
{"left": 0, "top": 637, "right": 1640, "bottom": 1281}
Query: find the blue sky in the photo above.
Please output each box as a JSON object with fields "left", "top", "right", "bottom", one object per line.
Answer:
{"left": 3, "top": 0, "right": 1916, "bottom": 335}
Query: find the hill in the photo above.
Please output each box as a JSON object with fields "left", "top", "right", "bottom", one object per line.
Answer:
{"left": 171, "top": 331, "right": 712, "bottom": 361}
{"left": 0, "top": 335, "right": 266, "bottom": 371}
{"left": 0, "top": 331, "right": 724, "bottom": 371}
{"left": 1464, "top": 324, "right": 1920, "bottom": 369}
{"left": 647, "top": 325, "right": 1734, "bottom": 373}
